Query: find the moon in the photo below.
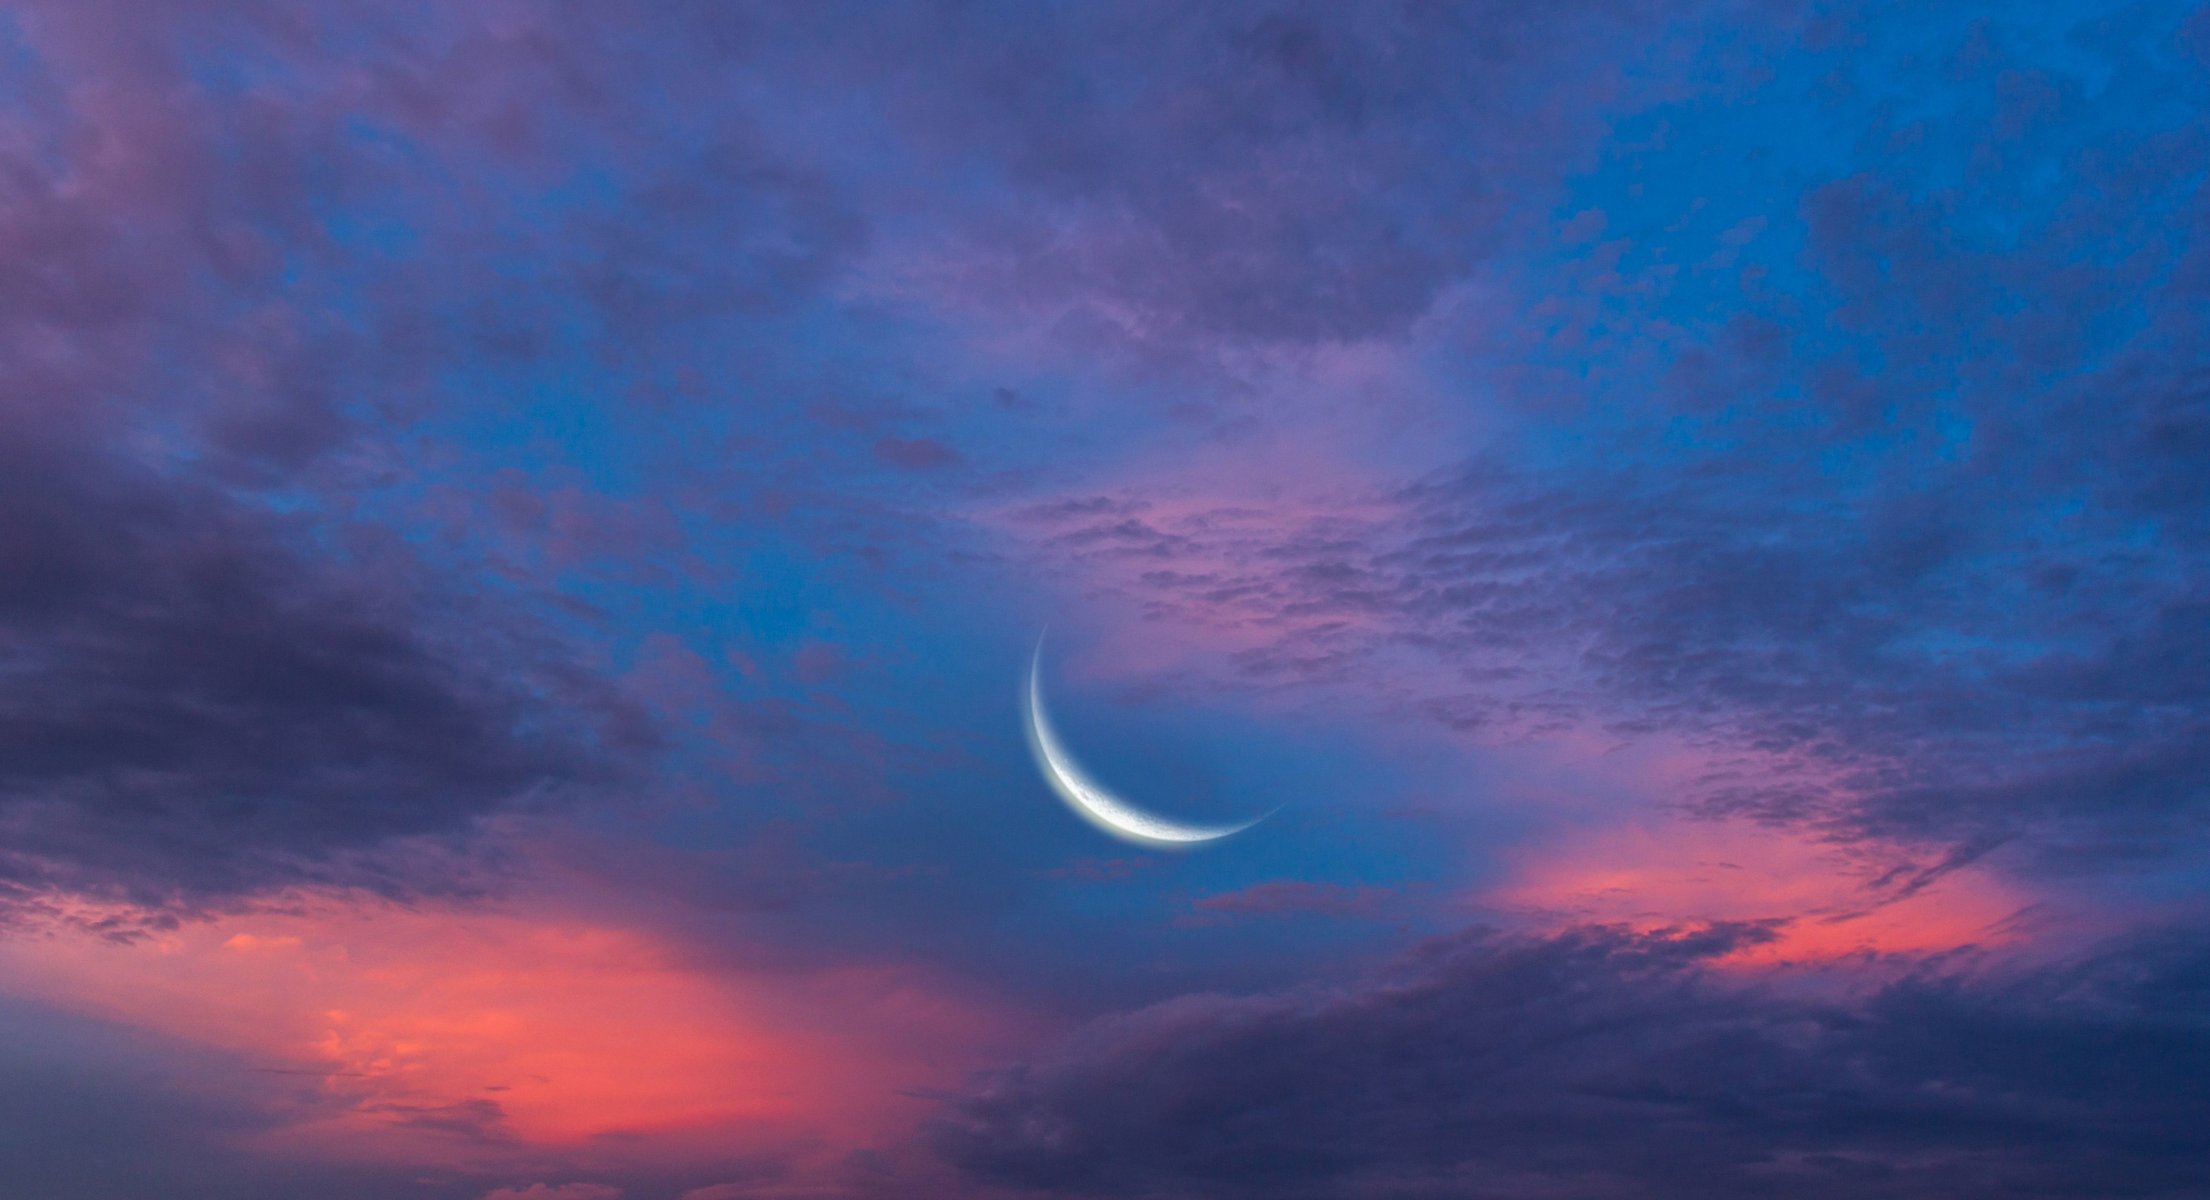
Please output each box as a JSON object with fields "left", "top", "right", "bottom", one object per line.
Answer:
{"left": 1024, "top": 642, "right": 1268, "bottom": 847}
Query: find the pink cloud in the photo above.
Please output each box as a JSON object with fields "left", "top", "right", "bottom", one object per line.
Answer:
{"left": 1489, "top": 813, "right": 2033, "bottom": 967}
{"left": 0, "top": 888, "right": 1018, "bottom": 1176}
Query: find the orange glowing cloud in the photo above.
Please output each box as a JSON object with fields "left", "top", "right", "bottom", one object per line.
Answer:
{"left": 1489, "top": 813, "right": 2030, "bottom": 966}
{"left": 0, "top": 893, "right": 1010, "bottom": 1171}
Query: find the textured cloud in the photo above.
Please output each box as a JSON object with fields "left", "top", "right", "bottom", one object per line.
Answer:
{"left": 0, "top": 436, "right": 653, "bottom": 916}
{"left": 0, "top": 0, "right": 902, "bottom": 917}
{"left": 828, "top": 0, "right": 1773, "bottom": 372}
{"left": 993, "top": 1, "right": 2210, "bottom": 880}
{"left": 934, "top": 921, "right": 2210, "bottom": 1199}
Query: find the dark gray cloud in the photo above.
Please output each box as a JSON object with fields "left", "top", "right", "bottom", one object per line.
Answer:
{"left": 0, "top": 432, "right": 655, "bottom": 918}
{"left": 0, "top": 0, "right": 945, "bottom": 927}
{"left": 0, "top": 3, "right": 744, "bottom": 919}
{"left": 933, "top": 921, "right": 2210, "bottom": 1199}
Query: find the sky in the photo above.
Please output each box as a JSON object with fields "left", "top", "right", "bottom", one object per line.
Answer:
{"left": 2, "top": 2, "right": 2208, "bottom": 1197}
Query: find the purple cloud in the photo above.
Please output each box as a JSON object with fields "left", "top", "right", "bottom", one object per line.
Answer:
{"left": 934, "top": 921, "right": 2210, "bottom": 1198}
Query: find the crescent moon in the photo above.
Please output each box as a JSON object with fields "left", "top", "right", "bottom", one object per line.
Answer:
{"left": 1024, "top": 642, "right": 1268, "bottom": 847}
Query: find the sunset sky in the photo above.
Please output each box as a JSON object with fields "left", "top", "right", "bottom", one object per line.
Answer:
{"left": 4, "top": 3, "right": 2209, "bottom": 1198}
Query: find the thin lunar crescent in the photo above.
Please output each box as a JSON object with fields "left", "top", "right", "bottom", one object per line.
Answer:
{"left": 1024, "top": 643, "right": 1267, "bottom": 847}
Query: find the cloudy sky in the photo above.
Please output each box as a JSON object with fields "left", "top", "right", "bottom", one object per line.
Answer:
{"left": 3, "top": 2, "right": 2208, "bottom": 1198}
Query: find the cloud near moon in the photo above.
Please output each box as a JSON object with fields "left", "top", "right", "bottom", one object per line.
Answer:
{"left": 1024, "top": 641, "right": 1269, "bottom": 848}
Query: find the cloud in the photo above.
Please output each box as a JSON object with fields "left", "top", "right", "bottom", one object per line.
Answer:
{"left": 0, "top": 1, "right": 918, "bottom": 918}
{"left": 0, "top": 992, "right": 438, "bottom": 1200}
{"left": 482, "top": 1186, "right": 622, "bottom": 1200}
{"left": 873, "top": 437, "right": 963, "bottom": 471}
{"left": 1189, "top": 880, "right": 1400, "bottom": 920}
{"left": 847, "top": 0, "right": 1763, "bottom": 361}
{"left": 948, "top": 3, "right": 2210, "bottom": 899}
{"left": 932, "top": 921, "right": 2210, "bottom": 1198}
{"left": 0, "top": 884, "right": 1022, "bottom": 1181}
{"left": 0, "top": 436, "right": 655, "bottom": 917}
